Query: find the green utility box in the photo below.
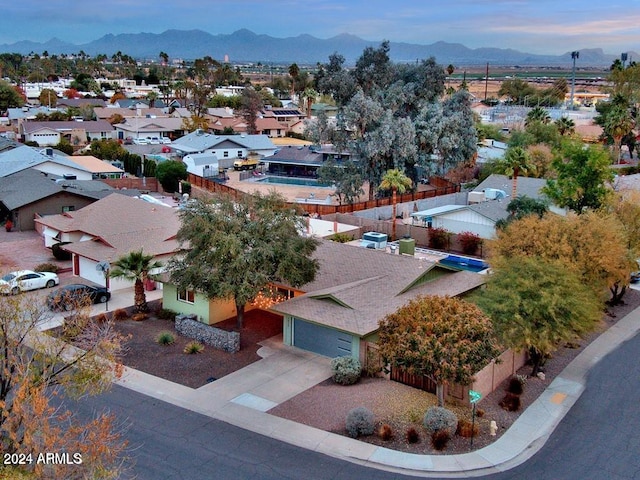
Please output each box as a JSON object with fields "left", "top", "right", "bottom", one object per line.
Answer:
{"left": 398, "top": 237, "right": 415, "bottom": 256}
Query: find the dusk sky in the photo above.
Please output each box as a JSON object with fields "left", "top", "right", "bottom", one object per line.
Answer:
{"left": 2, "top": 0, "right": 639, "bottom": 55}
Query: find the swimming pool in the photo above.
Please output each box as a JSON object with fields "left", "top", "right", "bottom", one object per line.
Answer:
{"left": 256, "top": 176, "right": 331, "bottom": 187}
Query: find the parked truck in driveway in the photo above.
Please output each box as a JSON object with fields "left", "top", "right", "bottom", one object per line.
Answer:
{"left": 233, "top": 152, "right": 260, "bottom": 171}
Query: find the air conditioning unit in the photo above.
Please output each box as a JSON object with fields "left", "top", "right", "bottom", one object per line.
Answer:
{"left": 468, "top": 191, "right": 486, "bottom": 204}
{"left": 361, "top": 232, "right": 388, "bottom": 249}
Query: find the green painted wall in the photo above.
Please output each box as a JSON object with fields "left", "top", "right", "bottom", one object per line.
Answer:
{"left": 163, "top": 284, "right": 212, "bottom": 324}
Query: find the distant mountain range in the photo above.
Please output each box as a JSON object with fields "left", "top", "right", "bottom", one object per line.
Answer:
{"left": 0, "top": 29, "right": 635, "bottom": 67}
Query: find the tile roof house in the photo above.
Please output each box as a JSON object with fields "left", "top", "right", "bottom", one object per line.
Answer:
{"left": 0, "top": 168, "right": 125, "bottom": 230}
{"left": 20, "top": 120, "right": 115, "bottom": 146}
{"left": 163, "top": 239, "right": 485, "bottom": 359}
{"left": 35, "top": 193, "right": 180, "bottom": 290}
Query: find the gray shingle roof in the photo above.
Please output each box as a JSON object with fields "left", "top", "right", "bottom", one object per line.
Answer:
{"left": 171, "top": 132, "right": 275, "bottom": 154}
{"left": 474, "top": 174, "right": 548, "bottom": 201}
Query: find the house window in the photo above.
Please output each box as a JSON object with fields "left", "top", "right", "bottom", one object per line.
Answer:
{"left": 237, "top": 150, "right": 243, "bottom": 158}
{"left": 223, "top": 151, "right": 229, "bottom": 157}
{"left": 62, "top": 206, "right": 75, "bottom": 213}
{"left": 177, "top": 288, "right": 195, "bottom": 304}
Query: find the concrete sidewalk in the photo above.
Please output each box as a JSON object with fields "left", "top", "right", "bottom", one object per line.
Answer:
{"left": 110, "top": 305, "right": 640, "bottom": 477}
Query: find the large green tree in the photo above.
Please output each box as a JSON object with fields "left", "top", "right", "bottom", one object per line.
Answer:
{"left": 0, "top": 80, "right": 25, "bottom": 113}
{"left": 378, "top": 295, "right": 501, "bottom": 407}
{"left": 542, "top": 140, "right": 614, "bottom": 213}
{"left": 317, "top": 158, "right": 364, "bottom": 205}
{"left": 497, "top": 146, "right": 534, "bottom": 198}
{"left": 168, "top": 192, "right": 320, "bottom": 329}
{"left": 475, "top": 256, "right": 602, "bottom": 376}
{"left": 110, "top": 249, "right": 162, "bottom": 313}
{"left": 156, "top": 160, "right": 188, "bottom": 193}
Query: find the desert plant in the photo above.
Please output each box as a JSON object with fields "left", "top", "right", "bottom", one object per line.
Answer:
{"left": 345, "top": 407, "right": 375, "bottom": 438}
{"left": 406, "top": 427, "right": 420, "bottom": 444}
{"left": 157, "top": 308, "right": 177, "bottom": 321}
{"left": 508, "top": 376, "right": 525, "bottom": 395}
{"left": 156, "top": 331, "right": 175, "bottom": 346}
{"left": 499, "top": 392, "right": 522, "bottom": 412}
{"left": 184, "top": 341, "right": 204, "bottom": 354}
{"left": 456, "top": 418, "right": 479, "bottom": 438}
{"left": 131, "top": 313, "right": 148, "bottom": 322}
{"left": 457, "top": 231, "right": 482, "bottom": 255}
{"left": 431, "top": 430, "right": 451, "bottom": 451}
{"left": 331, "top": 356, "right": 362, "bottom": 385}
{"left": 113, "top": 308, "right": 129, "bottom": 321}
{"left": 329, "top": 232, "right": 353, "bottom": 243}
{"left": 423, "top": 406, "right": 458, "bottom": 436}
{"left": 363, "top": 348, "right": 383, "bottom": 377}
{"left": 378, "top": 424, "right": 393, "bottom": 441}
{"left": 475, "top": 408, "right": 485, "bottom": 418}
{"left": 34, "top": 262, "right": 59, "bottom": 273}
{"left": 94, "top": 313, "right": 109, "bottom": 324}
{"left": 427, "top": 227, "right": 451, "bottom": 250}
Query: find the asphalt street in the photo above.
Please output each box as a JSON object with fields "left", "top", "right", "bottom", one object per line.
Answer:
{"left": 68, "top": 330, "right": 640, "bottom": 480}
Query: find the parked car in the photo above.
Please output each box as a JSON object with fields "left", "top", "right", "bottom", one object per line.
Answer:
{"left": 161, "top": 137, "right": 172, "bottom": 144}
{"left": 0, "top": 270, "right": 59, "bottom": 295}
{"left": 46, "top": 284, "right": 110, "bottom": 311}
{"left": 132, "top": 138, "right": 149, "bottom": 145}
{"left": 149, "top": 136, "right": 161, "bottom": 144}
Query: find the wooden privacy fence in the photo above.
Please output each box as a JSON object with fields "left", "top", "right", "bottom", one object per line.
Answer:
{"left": 188, "top": 173, "right": 460, "bottom": 215}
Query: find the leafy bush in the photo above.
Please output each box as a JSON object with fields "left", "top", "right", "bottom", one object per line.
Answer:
{"left": 499, "top": 392, "right": 521, "bottom": 412}
{"left": 94, "top": 313, "right": 109, "bottom": 324}
{"left": 508, "top": 376, "right": 525, "bottom": 395}
{"left": 156, "top": 331, "right": 175, "bottom": 346}
{"left": 457, "top": 231, "right": 482, "bottom": 255}
{"left": 456, "top": 418, "right": 479, "bottom": 438}
{"left": 431, "top": 430, "right": 451, "bottom": 450}
{"left": 329, "top": 232, "right": 353, "bottom": 243}
{"left": 34, "top": 262, "right": 59, "bottom": 273}
{"left": 406, "top": 427, "right": 420, "bottom": 444}
{"left": 378, "top": 424, "right": 393, "bottom": 441}
{"left": 113, "top": 308, "right": 129, "bottom": 321}
{"left": 184, "top": 341, "right": 204, "bottom": 354}
{"left": 331, "top": 356, "right": 362, "bottom": 385}
{"left": 157, "top": 308, "right": 177, "bottom": 321}
{"left": 428, "top": 227, "right": 450, "bottom": 250}
{"left": 423, "top": 406, "right": 458, "bottom": 436}
{"left": 51, "top": 242, "right": 72, "bottom": 261}
{"left": 475, "top": 408, "right": 485, "bottom": 418}
{"left": 345, "top": 407, "right": 375, "bottom": 438}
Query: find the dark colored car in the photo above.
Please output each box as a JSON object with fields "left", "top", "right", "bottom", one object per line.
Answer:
{"left": 47, "top": 284, "right": 111, "bottom": 311}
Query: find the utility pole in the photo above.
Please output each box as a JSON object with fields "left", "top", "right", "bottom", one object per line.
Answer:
{"left": 484, "top": 62, "right": 489, "bottom": 101}
{"left": 570, "top": 51, "right": 579, "bottom": 110}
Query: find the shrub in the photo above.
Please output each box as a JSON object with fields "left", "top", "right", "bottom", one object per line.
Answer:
{"left": 94, "top": 313, "right": 109, "bottom": 324}
{"left": 345, "top": 407, "right": 375, "bottom": 438}
{"left": 475, "top": 408, "right": 485, "bottom": 418}
{"left": 34, "top": 262, "right": 59, "bottom": 273}
{"left": 458, "top": 231, "right": 482, "bottom": 255}
{"left": 378, "top": 424, "right": 393, "bottom": 441}
{"left": 331, "top": 356, "right": 362, "bottom": 385}
{"left": 456, "top": 418, "right": 479, "bottom": 438}
{"left": 156, "top": 331, "right": 175, "bottom": 346}
{"left": 423, "top": 407, "right": 458, "bottom": 436}
{"left": 507, "top": 376, "right": 524, "bottom": 395}
{"left": 51, "top": 242, "right": 72, "bottom": 261}
{"left": 406, "top": 427, "right": 420, "bottom": 444}
{"left": 157, "top": 308, "right": 177, "bottom": 321}
{"left": 184, "top": 341, "right": 204, "bottom": 354}
{"left": 131, "top": 313, "right": 148, "bottom": 322}
{"left": 329, "top": 232, "right": 353, "bottom": 243}
{"left": 363, "top": 348, "right": 383, "bottom": 377}
{"left": 113, "top": 308, "right": 129, "bottom": 321}
{"left": 499, "top": 392, "right": 521, "bottom": 412}
{"left": 431, "top": 430, "right": 451, "bottom": 451}
{"left": 428, "top": 227, "right": 450, "bottom": 250}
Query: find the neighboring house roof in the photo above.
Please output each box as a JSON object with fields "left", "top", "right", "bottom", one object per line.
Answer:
{"left": 171, "top": 131, "right": 276, "bottom": 154}
{"left": 56, "top": 98, "right": 106, "bottom": 108}
{"left": 35, "top": 193, "right": 181, "bottom": 262}
{"left": 93, "top": 107, "right": 168, "bottom": 120}
{"left": 0, "top": 144, "right": 55, "bottom": 177}
{"left": 65, "top": 156, "right": 124, "bottom": 174}
{"left": 115, "top": 117, "right": 184, "bottom": 134}
{"left": 271, "top": 240, "right": 486, "bottom": 336}
{"left": 184, "top": 152, "right": 218, "bottom": 166}
{"left": 266, "top": 145, "right": 324, "bottom": 167}
{"left": 21, "top": 120, "right": 114, "bottom": 134}
{"left": 256, "top": 117, "right": 287, "bottom": 131}
{"left": 0, "top": 168, "right": 111, "bottom": 210}
{"left": 474, "top": 174, "right": 548, "bottom": 200}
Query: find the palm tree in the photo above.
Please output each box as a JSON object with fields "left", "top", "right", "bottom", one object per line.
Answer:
{"left": 110, "top": 250, "right": 162, "bottom": 313}
{"left": 555, "top": 116, "right": 576, "bottom": 136}
{"left": 499, "top": 146, "right": 534, "bottom": 199}
{"left": 525, "top": 106, "right": 551, "bottom": 126}
{"left": 604, "top": 105, "right": 635, "bottom": 163}
{"left": 379, "top": 169, "right": 413, "bottom": 241}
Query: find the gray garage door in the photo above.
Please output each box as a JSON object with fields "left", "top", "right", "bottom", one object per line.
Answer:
{"left": 293, "top": 319, "right": 353, "bottom": 358}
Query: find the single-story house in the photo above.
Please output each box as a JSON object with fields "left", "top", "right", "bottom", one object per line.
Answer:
{"left": 171, "top": 131, "right": 277, "bottom": 159}
{"left": 0, "top": 168, "right": 120, "bottom": 230}
{"left": 35, "top": 193, "right": 180, "bottom": 290}
{"left": 21, "top": 120, "right": 115, "bottom": 146}
{"left": 113, "top": 117, "right": 185, "bottom": 142}
{"left": 265, "top": 144, "right": 353, "bottom": 177}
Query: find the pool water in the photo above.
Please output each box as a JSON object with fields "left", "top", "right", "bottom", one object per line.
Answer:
{"left": 256, "top": 176, "right": 331, "bottom": 187}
